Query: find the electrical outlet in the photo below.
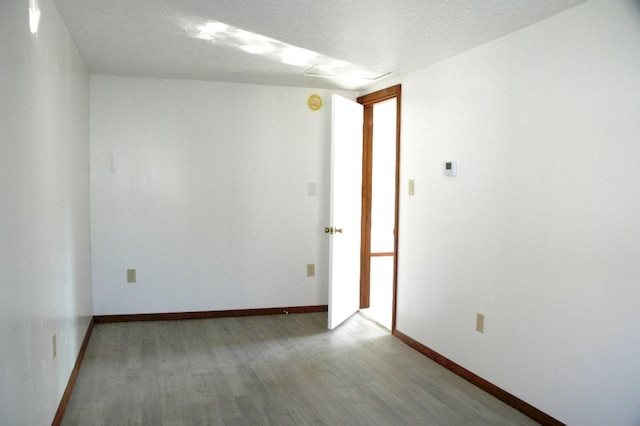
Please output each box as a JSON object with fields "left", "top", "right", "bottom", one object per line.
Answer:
{"left": 476, "top": 313, "right": 485, "bottom": 333}
{"left": 307, "top": 264, "right": 315, "bottom": 277}
{"left": 52, "top": 334, "right": 57, "bottom": 359}
{"left": 127, "top": 268, "right": 136, "bottom": 283}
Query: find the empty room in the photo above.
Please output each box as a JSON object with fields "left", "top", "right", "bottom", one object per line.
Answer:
{"left": 1, "top": 0, "right": 639, "bottom": 425}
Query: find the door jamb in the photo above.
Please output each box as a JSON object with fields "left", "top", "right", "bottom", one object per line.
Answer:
{"left": 357, "top": 84, "right": 401, "bottom": 332}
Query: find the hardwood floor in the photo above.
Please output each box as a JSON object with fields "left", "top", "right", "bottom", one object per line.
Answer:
{"left": 61, "top": 313, "right": 538, "bottom": 425}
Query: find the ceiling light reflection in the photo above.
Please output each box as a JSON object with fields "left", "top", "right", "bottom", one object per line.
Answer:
{"left": 235, "top": 29, "right": 261, "bottom": 43}
{"left": 29, "top": 0, "right": 41, "bottom": 34}
{"left": 280, "top": 46, "right": 318, "bottom": 67}
{"left": 241, "top": 44, "right": 274, "bottom": 55}
{"left": 198, "top": 21, "right": 228, "bottom": 35}
{"left": 184, "top": 19, "right": 389, "bottom": 85}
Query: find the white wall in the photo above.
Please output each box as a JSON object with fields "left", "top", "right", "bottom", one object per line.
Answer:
{"left": 90, "top": 76, "right": 353, "bottom": 315}
{"left": 365, "top": 0, "right": 640, "bottom": 424}
{"left": 0, "top": 1, "right": 92, "bottom": 425}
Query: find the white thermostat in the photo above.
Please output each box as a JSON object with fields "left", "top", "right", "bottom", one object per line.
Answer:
{"left": 444, "top": 161, "right": 457, "bottom": 177}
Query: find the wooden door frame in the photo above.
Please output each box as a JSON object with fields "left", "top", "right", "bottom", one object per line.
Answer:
{"left": 357, "top": 84, "right": 401, "bottom": 332}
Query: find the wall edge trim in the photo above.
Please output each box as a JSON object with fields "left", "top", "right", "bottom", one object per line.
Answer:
{"left": 52, "top": 317, "right": 95, "bottom": 426}
{"left": 393, "top": 329, "right": 565, "bottom": 426}
{"left": 93, "top": 305, "right": 328, "bottom": 323}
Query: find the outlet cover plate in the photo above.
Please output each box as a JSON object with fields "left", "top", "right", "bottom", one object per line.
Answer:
{"left": 476, "top": 313, "right": 485, "bottom": 333}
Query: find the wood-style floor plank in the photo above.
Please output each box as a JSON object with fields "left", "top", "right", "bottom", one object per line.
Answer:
{"left": 61, "top": 313, "right": 538, "bottom": 425}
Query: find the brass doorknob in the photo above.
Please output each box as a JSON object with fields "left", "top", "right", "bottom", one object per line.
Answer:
{"left": 325, "top": 227, "right": 343, "bottom": 234}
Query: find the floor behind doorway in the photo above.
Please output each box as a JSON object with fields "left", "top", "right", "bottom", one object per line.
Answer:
{"left": 61, "top": 313, "right": 537, "bottom": 425}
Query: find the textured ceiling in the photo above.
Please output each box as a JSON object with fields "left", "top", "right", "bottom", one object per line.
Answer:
{"left": 52, "top": 0, "right": 586, "bottom": 90}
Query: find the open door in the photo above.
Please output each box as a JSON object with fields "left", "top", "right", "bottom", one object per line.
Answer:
{"left": 327, "top": 95, "right": 363, "bottom": 329}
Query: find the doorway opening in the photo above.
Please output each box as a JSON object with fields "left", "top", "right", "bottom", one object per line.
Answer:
{"left": 357, "top": 85, "right": 401, "bottom": 332}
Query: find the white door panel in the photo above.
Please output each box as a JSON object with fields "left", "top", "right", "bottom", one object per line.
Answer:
{"left": 328, "top": 95, "right": 363, "bottom": 329}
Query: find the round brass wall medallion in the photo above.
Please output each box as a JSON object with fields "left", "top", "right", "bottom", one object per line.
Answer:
{"left": 307, "top": 94, "right": 322, "bottom": 111}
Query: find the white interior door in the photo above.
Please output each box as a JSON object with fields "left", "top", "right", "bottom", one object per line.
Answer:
{"left": 328, "top": 95, "right": 363, "bottom": 329}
